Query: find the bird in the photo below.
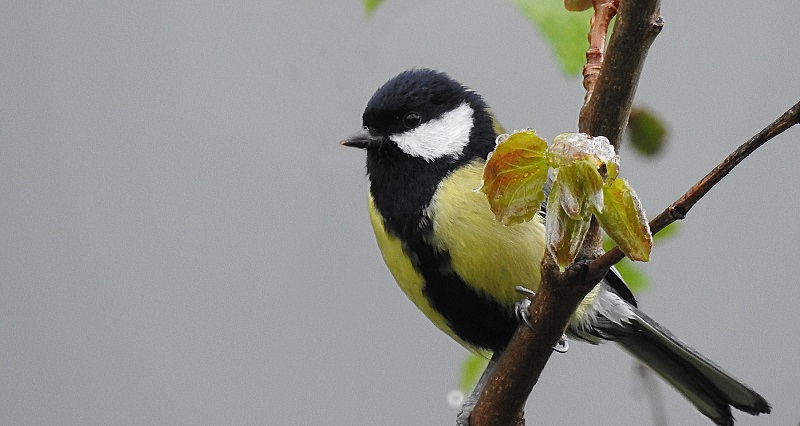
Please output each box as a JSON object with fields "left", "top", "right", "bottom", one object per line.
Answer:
{"left": 341, "top": 68, "right": 770, "bottom": 425}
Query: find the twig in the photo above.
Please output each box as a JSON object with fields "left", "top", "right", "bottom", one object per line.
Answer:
{"left": 582, "top": 0, "right": 619, "bottom": 100}
{"left": 591, "top": 99, "right": 800, "bottom": 275}
{"left": 579, "top": 0, "right": 663, "bottom": 146}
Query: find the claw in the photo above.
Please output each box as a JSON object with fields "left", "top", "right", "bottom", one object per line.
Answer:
{"left": 514, "top": 286, "right": 569, "bottom": 353}
{"left": 515, "top": 285, "right": 536, "bottom": 298}
{"left": 514, "top": 298, "right": 533, "bottom": 328}
{"left": 554, "top": 334, "right": 569, "bottom": 353}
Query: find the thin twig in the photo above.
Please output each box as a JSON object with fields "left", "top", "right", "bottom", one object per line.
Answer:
{"left": 591, "top": 99, "right": 800, "bottom": 276}
{"left": 579, "top": 0, "right": 663, "bottom": 146}
{"left": 582, "top": 0, "right": 619, "bottom": 100}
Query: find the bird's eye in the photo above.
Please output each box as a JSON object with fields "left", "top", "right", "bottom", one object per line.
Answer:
{"left": 403, "top": 112, "right": 422, "bottom": 129}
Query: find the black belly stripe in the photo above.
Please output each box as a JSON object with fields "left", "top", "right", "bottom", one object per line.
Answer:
{"left": 405, "top": 235, "right": 518, "bottom": 352}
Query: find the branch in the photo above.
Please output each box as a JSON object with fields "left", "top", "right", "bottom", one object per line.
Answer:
{"left": 470, "top": 44, "right": 800, "bottom": 426}
{"left": 592, "top": 99, "right": 800, "bottom": 275}
{"left": 469, "top": 1, "right": 662, "bottom": 425}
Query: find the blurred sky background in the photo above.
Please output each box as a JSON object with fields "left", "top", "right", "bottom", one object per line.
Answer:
{"left": 3, "top": 1, "right": 799, "bottom": 425}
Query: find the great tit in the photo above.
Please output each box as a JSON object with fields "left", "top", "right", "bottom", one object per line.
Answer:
{"left": 342, "top": 68, "right": 770, "bottom": 425}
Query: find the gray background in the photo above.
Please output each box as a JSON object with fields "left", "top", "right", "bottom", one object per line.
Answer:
{"left": 3, "top": 1, "right": 798, "bottom": 425}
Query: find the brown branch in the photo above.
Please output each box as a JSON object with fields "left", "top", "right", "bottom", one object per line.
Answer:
{"left": 591, "top": 99, "right": 800, "bottom": 276}
{"left": 468, "top": 258, "right": 605, "bottom": 426}
{"left": 469, "top": 1, "right": 663, "bottom": 425}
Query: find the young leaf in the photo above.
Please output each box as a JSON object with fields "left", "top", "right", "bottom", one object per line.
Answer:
{"left": 546, "top": 181, "right": 591, "bottom": 269}
{"left": 547, "top": 132, "right": 617, "bottom": 169}
{"left": 480, "top": 130, "right": 550, "bottom": 225}
{"left": 512, "top": 0, "right": 592, "bottom": 75}
{"left": 555, "top": 160, "right": 605, "bottom": 219}
{"left": 596, "top": 178, "right": 652, "bottom": 261}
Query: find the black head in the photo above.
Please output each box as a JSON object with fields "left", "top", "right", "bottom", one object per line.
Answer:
{"left": 341, "top": 69, "right": 500, "bottom": 240}
{"left": 342, "top": 69, "right": 497, "bottom": 165}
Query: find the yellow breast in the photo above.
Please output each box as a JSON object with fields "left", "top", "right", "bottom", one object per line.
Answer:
{"left": 367, "top": 160, "right": 549, "bottom": 347}
{"left": 425, "top": 161, "right": 546, "bottom": 307}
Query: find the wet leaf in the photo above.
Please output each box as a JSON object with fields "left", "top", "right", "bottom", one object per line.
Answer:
{"left": 547, "top": 132, "right": 617, "bottom": 169}
{"left": 480, "top": 130, "right": 550, "bottom": 225}
{"left": 546, "top": 181, "right": 591, "bottom": 269}
{"left": 556, "top": 160, "right": 604, "bottom": 219}
{"left": 596, "top": 178, "right": 652, "bottom": 261}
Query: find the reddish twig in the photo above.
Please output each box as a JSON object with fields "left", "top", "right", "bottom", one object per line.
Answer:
{"left": 583, "top": 0, "right": 619, "bottom": 100}
{"left": 579, "top": 0, "right": 663, "bottom": 145}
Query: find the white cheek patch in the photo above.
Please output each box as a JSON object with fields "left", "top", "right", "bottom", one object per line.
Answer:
{"left": 389, "top": 102, "right": 474, "bottom": 162}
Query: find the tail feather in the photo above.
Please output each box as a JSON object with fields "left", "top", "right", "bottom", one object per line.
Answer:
{"left": 618, "top": 309, "right": 771, "bottom": 425}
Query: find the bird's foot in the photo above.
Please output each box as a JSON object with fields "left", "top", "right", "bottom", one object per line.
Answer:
{"left": 553, "top": 333, "right": 569, "bottom": 353}
{"left": 514, "top": 287, "right": 569, "bottom": 353}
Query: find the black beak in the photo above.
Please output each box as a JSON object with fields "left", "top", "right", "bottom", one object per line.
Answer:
{"left": 340, "top": 128, "right": 384, "bottom": 149}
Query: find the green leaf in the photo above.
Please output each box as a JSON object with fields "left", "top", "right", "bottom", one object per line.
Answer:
{"left": 480, "top": 130, "right": 550, "bottom": 225}
{"left": 512, "top": 0, "right": 593, "bottom": 75}
{"left": 363, "top": 0, "right": 384, "bottom": 16}
{"left": 546, "top": 132, "right": 615, "bottom": 220}
{"left": 458, "top": 354, "right": 489, "bottom": 393}
{"left": 546, "top": 180, "right": 591, "bottom": 269}
{"left": 627, "top": 107, "right": 668, "bottom": 157}
{"left": 556, "top": 160, "right": 604, "bottom": 219}
{"left": 596, "top": 178, "right": 652, "bottom": 261}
